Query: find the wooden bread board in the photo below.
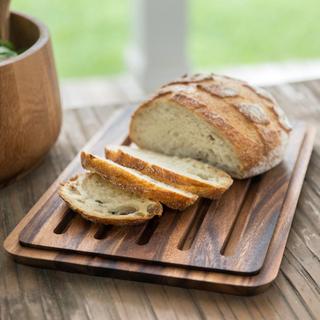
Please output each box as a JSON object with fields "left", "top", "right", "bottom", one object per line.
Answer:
{"left": 4, "top": 107, "right": 316, "bottom": 294}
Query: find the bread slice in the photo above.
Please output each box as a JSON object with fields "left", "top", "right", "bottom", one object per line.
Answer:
{"left": 81, "top": 152, "right": 198, "bottom": 210}
{"left": 105, "top": 146, "right": 233, "bottom": 199}
{"left": 129, "top": 73, "right": 291, "bottom": 179}
{"left": 59, "top": 172, "right": 162, "bottom": 225}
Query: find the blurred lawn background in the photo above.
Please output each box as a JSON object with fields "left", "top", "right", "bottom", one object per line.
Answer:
{"left": 12, "top": 0, "right": 320, "bottom": 78}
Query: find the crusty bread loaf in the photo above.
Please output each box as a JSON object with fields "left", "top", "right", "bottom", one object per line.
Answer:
{"left": 129, "top": 73, "right": 292, "bottom": 179}
{"left": 105, "top": 145, "right": 233, "bottom": 199}
{"left": 59, "top": 173, "right": 162, "bottom": 225}
{"left": 81, "top": 152, "right": 198, "bottom": 210}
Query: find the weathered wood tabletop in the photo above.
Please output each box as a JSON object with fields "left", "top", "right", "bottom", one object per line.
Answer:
{"left": 1, "top": 79, "right": 320, "bottom": 320}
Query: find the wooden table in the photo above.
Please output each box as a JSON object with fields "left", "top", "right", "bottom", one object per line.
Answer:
{"left": 1, "top": 79, "right": 320, "bottom": 320}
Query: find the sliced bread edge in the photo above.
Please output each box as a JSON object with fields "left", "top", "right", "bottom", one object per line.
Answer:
{"left": 81, "top": 152, "right": 198, "bottom": 210}
{"left": 59, "top": 172, "right": 162, "bottom": 225}
{"left": 105, "top": 145, "right": 233, "bottom": 199}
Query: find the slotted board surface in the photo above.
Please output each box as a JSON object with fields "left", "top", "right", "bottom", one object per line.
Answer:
{"left": 19, "top": 121, "right": 312, "bottom": 275}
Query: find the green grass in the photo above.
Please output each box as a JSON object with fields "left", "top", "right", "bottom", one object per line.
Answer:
{"left": 12, "top": 0, "right": 320, "bottom": 78}
{"left": 12, "top": 0, "right": 130, "bottom": 77}
{"left": 191, "top": 0, "right": 320, "bottom": 68}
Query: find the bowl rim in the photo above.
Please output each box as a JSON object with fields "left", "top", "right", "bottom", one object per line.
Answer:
{"left": 0, "top": 11, "right": 50, "bottom": 67}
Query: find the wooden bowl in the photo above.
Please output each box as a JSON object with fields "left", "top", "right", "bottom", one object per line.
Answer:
{"left": 0, "top": 12, "right": 62, "bottom": 185}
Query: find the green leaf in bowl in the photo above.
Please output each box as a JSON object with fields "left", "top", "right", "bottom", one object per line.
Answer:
{"left": 0, "top": 39, "right": 15, "bottom": 50}
{"left": 0, "top": 46, "right": 17, "bottom": 62}
{"left": 0, "top": 40, "right": 18, "bottom": 62}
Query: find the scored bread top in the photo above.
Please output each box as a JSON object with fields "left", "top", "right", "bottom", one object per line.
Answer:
{"left": 130, "top": 73, "right": 292, "bottom": 178}
{"left": 105, "top": 145, "right": 233, "bottom": 199}
{"left": 59, "top": 172, "right": 162, "bottom": 225}
{"left": 81, "top": 152, "right": 198, "bottom": 210}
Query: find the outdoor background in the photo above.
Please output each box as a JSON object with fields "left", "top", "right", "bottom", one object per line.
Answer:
{"left": 12, "top": 0, "right": 320, "bottom": 78}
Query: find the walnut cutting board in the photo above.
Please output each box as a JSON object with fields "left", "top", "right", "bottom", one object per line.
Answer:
{"left": 4, "top": 107, "right": 316, "bottom": 294}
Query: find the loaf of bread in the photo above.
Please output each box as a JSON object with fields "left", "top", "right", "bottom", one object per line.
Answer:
{"left": 129, "top": 73, "right": 292, "bottom": 179}
{"left": 105, "top": 145, "right": 233, "bottom": 199}
{"left": 81, "top": 152, "right": 198, "bottom": 210}
{"left": 59, "top": 172, "right": 162, "bottom": 225}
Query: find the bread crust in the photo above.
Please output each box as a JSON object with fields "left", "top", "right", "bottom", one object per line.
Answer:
{"left": 59, "top": 174, "right": 163, "bottom": 226}
{"left": 105, "top": 147, "right": 233, "bottom": 199}
{"left": 129, "top": 73, "right": 291, "bottom": 178}
{"left": 81, "top": 152, "right": 198, "bottom": 210}
{"left": 60, "top": 192, "right": 158, "bottom": 225}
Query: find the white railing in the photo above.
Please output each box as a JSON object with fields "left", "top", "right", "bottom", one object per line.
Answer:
{"left": 126, "top": 0, "right": 189, "bottom": 92}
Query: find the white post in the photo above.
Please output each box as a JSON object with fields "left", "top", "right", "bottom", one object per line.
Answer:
{"left": 126, "top": 0, "right": 189, "bottom": 93}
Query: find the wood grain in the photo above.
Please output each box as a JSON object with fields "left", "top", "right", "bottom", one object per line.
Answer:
{"left": 17, "top": 122, "right": 312, "bottom": 277}
{"left": 0, "top": 0, "right": 10, "bottom": 40}
{"left": 2, "top": 80, "right": 320, "bottom": 319}
{"left": 0, "top": 12, "right": 61, "bottom": 184}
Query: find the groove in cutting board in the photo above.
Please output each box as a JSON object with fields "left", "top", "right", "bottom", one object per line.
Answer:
{"left": 137, "top": 217, "right": 160, "bottom": 245}
{"left": 94, "top": 224, "right": 112, "bottom": 240}
{"left": 54, "top": 210, "right": 75, "bottom": 234}
{"left": 221, "top": 177, "right": 257, "bottom": 256}
{"left": 178, "top": 198, "right": 213, "bottom": 251}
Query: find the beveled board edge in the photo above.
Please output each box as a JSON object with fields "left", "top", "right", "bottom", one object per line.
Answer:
{"left": 3, "top": 114, "right": 316, "bottom": 295}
